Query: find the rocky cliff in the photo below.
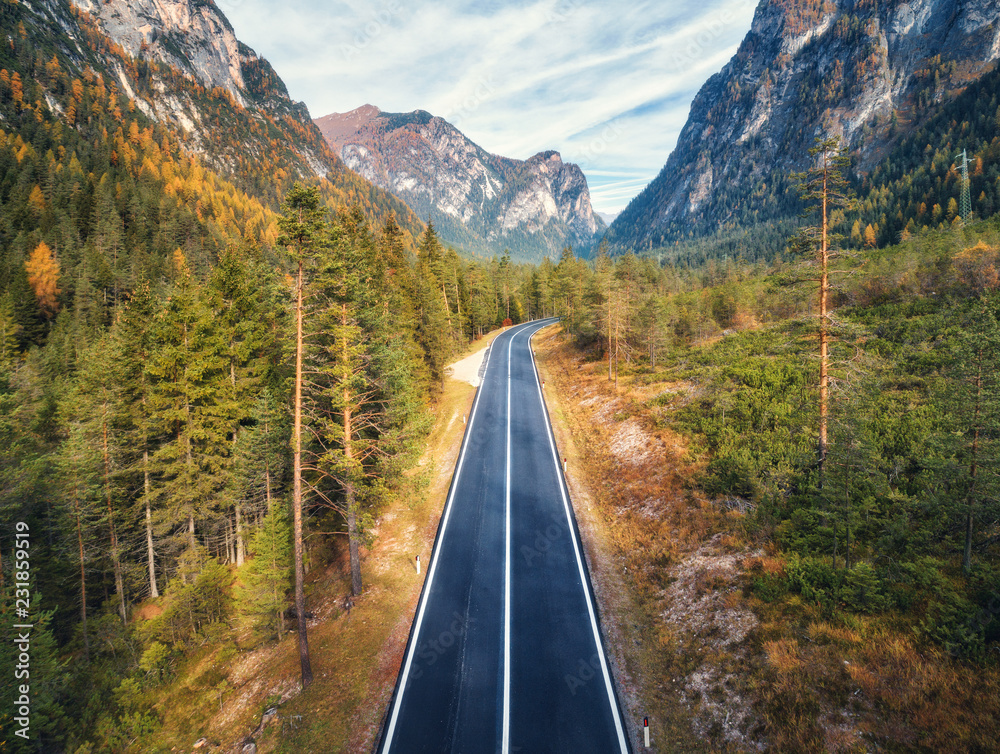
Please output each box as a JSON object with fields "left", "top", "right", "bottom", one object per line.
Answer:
{"left": 56, "top": 0, "right": 422, "bottom": 231}
{"left": 316, "top": 106, "right": 603, "bottom": 261}
{"left": 607, "top": 0, "right": 1000, "bottom": 253}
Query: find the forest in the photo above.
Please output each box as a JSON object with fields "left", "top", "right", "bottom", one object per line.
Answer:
{"left": 0, "top": 4, "right": 551, "bottom": 746}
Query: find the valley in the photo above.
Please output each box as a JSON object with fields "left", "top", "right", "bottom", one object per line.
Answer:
{"left": 2, "top": 0, "right": 1000, "bottom": 751}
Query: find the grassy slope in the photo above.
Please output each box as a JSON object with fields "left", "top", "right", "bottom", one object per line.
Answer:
{"left": 533, "top": 228, "right": 1000, "bottom": 751}
{"left": 139, "top": 331, "right": 504, "bottom": 753}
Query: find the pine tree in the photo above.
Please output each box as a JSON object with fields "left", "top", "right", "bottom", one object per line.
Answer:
{"left": 414, "top": 223, "right": 453, "bottom": 387}
{"left": 0, "top": 293, "right": 21, "bottom": 372}
{"left": 111, "top": 279, "right": 160, "bottom": 598}
{"left": 236, "top": 503, "right": 291, "bottom": 643}
{"left": 209, "top": 247, "right": 283, "bottom": 566}
{"left": 945, "top": 297, "right": 1000, "bottom": 574}
{"left": 791, "top": 136, "right": 856, "bottom": 488}
{"left": 277, "top": 183, "right": 325, "bottom": 689}
{"left": 55, "top": 419, "right": 100, "bottom": 659}
{"left": 298, "top": 208, "right": 425, "bottom": 599}
{"left": 74, "top": 336, "right": 128, "bottom": 623}
{"left": 146, "top": 262, "right": 235, "bottom": 563}
{"left": 25, "top": 240, "right": 61, "bottom": 318}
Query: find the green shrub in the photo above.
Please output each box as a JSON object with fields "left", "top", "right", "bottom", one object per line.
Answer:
{"left": 840, "top": 563, "right": 888, "bottom": 614}
{"left": 919, "top": 592, "right": 986, "bottom": 660}
{"left": 752, "top": 574, "right": 789, "bottom": 603}
{"left": 786, "top": 556, "right": 841, "bottom": 611}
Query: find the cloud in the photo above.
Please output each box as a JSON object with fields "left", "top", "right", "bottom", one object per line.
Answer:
{"left": 219, "top": 0, "right": 757, "bottom": 212}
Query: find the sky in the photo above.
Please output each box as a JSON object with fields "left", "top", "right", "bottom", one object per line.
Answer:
{"left": 216, "top": 0, "right": 758, "bottom": 215}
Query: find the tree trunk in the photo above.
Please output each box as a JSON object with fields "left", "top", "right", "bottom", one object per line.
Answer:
{"left": 292, "top": 259, "right": 313, "bottom": 688}
{"left": 818, "top": 162, "right": 830, "bottom": 489}
{"left": 103, "top": 415, "right": 126, "bottom": 623}
{"left": 442, "top": 284, "right": 453, "bottom": 334}
{"left": 343, "top": 303, "right": 364, "bottom": 597}
{"left": 144, "top": 449, "right": 158, "bottom": 598}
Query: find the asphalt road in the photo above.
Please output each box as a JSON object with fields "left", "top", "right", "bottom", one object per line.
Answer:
{"left": 379, "top": 320, "right": 631, "bottom": 754}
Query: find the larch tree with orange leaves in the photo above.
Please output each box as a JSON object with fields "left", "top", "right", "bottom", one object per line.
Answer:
{"left": 25, "top": 241, "right": 61, "bottom": 317}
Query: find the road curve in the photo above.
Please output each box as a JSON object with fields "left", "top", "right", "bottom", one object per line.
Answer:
{"left": 378, "top": 319, "right": 631, "bottom": 754}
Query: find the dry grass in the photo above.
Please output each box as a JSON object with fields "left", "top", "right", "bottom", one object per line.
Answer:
{"left": 533, "top": 326, "right": 1000, "bottom": 753}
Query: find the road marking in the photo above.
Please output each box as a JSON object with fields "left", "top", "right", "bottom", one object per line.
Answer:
{"left": 379, "top": 331, "right": 497, "bottom": 753}
{"left": 502, "top": 330, "right": 514, "bottom": 754}
{"left": 527, "top": 326, "right": 630, "bottom": 753}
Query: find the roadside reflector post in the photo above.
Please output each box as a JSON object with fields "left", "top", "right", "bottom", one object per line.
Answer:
{"left": 644, "top": 717, "right": 650, "bottom": 748}
{"left": 415, "top": 555, "right": 420, "bottom": 575}
{"left": 563, "top": 457, "right": 567, "bottom": 473}
{"left": 463, "top": 413, "right": 466, "bottom": 424}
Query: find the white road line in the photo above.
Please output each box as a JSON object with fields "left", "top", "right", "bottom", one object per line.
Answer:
{"left": 379, "top": 334, "right": 495, "bottom": 753}
{"left": 502, "top": 330, "right": 514, "bottom": 754}
{"left": 527, "top": 326, "right": 630, "bottom": 753}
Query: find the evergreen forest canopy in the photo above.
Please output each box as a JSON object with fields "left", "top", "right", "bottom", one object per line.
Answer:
{"left": 0, "top": 1, "right": 561, "bottom": 747}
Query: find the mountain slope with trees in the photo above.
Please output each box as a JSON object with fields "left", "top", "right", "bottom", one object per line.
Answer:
{"left": 606, "top": 0, "right": 1000, "bottom": 262}
{"left": 0, "top": 0, "right": 555, "bottom": 748}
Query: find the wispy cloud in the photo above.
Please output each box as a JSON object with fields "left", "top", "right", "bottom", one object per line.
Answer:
{"left": 220, "top": 0, "right": 757, "bottom": 212}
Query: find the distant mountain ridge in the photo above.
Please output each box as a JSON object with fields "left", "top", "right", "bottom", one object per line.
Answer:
{"left": 315, "top": 105, "right": 604, "bottom": 261}
{"left": 607, "top": 0, "right": 1000, "bottom": 256}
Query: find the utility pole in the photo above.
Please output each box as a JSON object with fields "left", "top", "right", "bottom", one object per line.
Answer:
{"left": 958, "top": 149, "right": 972, "bottom": 225}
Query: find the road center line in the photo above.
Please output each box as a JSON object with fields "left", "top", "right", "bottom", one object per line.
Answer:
{"left": 502, "top": 330, "right": 514, "bottom": 754}
{"left": 527, "top": 327, "right": 630, "bottom": 753}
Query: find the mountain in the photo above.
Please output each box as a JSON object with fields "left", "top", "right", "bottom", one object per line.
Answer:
{"left": 315, "top": 105, "right": 604, "bottom": 261}
{"left": 606, "top": 0, "right": 1000, "bottom": 257}
{"left": 63, "top": 0, "right": 424, "bottom": 233}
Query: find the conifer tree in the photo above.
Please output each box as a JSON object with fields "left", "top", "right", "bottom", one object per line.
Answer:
{"left": 277, "top": 183, "right": 325, "bottom": 689}
{"left": 945, "top": 298, "right": 1000, "bottom": 574}
{"left": 414, "top": 223, "right": 453, "bottom": 386}
{"left": 146, "top": 260, "right": 235, "bottom": 562}
{"left": 75, "top": 336, "right": 128, "bottom": 623}
{"left": 112, "top": 279, "right": 160, "bottom": 598}
{"left": 56, "top": 419, "right": 99, "bottom": 659}
{"left": 792, "top": 136, "right": 856, "bottom": 487}
{"left": 209, "top": 247, "right": 283, "bottom": 566}
{"left": 25, "top": 240, "right": 60, "bottom": 317}
{"left": 237, "top": 503, "right": 291, "bottom": 643}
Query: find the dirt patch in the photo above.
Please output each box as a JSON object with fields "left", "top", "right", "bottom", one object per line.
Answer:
{"left": 445, "top": 341, "right": 491, "bottom": 386}
{"left": 662, "top": 535, "right": 761, "bottom": 749}
{"left": 132, "top": 602, "right": 163, "bottom": 621}
{"left": 609, "top": 418, "right": 654, "bottom": 466}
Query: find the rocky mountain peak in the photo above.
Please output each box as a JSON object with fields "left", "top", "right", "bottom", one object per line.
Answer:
{"left": 71, "top": 0, "right": 252, "bottom": 104}
{"left": 607, "top": 0, "right": 1000, "bottom": 252}
{"left": 316, "top": 105, "right": 603, "bottom": 260}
